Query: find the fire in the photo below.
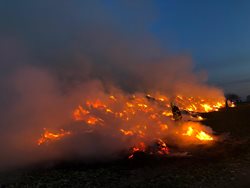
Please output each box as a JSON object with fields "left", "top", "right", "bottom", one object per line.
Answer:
{"left": 86, "top": 99, "right": 107, "bottom": 109}
{"left": 174, "top": 95, "right": 224, "bottom": 112}
{"left": 200, "top": 104, "right": 213, "bottom": 112}
{"left": 120, "top": 129, "right": 134, "bottom": 136}
{"left": 128, "top": 139, "right": 170, "bottom": 159}
{"left": 197, "top": 116, "right": 204, "bottom": 121}
{"left": 230, "top": 103, "right": 236, "bottom": 108}
{"left": 183, "top": 126, "right": 194, "bottom": 136}
{"left": 37, "top": 129, "right": 71, "bottom": 145}
{"left": 37, "top": 92, "right": 222, "bottom": 158}
{"left": 182, "top": 125, "right": 214, "bottom": 141}
{"left": 228, "top": 101, "right": 236, "bottom": 108}
{"left": 73, "top": 106, "right": 90, "bottom": 121}
{"left": 160, "top": 124, "right": 168, "bottom": 131}
{"left": 196, "top": 131, "right": 214, "bottom": 141}
{"left": 162, "top": 111, "right": 172, "bottom": 117}
{"left": 128, "top": 142, "right": 146, "bottom": 159}
{"left": 109, "top": 95, "right": 117, "bottom": 101}
{"left": 73, "top": 105, "right": 103, "bottom": 125}
{"left": 86, "top": 116, "right": 99, "bottom": 125}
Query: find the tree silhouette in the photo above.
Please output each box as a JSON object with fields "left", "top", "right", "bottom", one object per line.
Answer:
{"left": 225, "top": 93, "right": 241, "bottom": 102}
{"left": 246, "top": 95, "right": 250, "bottom": 102}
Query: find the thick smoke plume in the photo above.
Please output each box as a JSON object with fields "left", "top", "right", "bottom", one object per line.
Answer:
{"left": 0, "top": 1, "right": 224, "bottom": 169}
{"left": 0, "top": 42, "right": 224, "bottom": 169}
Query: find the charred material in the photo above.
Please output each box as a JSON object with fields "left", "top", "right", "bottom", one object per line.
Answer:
{"left": 171, "top": 103, "right": 182, "bottom": 121}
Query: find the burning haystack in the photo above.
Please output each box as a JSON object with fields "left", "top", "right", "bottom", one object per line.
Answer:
{"left": 0, "top": 26, "right": 227, "bottom": 168}
{"left": 37, "top": 91, "right": 225, "bottom": 160}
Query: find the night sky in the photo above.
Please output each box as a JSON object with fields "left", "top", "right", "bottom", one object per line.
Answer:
{"left": 1, "top": 0, "right": 250, "bottom": 98}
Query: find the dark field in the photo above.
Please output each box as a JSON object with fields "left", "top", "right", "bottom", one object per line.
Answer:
{"left": 1, "top": 104, "right": 250, "bottom": 188}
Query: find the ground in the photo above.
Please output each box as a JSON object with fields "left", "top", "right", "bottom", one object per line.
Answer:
{"left": 1, "top": 104, "right": 250, "bottom": 188}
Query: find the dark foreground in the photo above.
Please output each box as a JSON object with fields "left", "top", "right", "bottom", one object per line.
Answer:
{"left": 1, "top": 104, "right": 250, "bottom": 188}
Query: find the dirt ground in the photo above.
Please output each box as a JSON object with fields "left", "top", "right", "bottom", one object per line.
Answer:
{"left": 1, "top": 104, "right": 250, "bottom": 187}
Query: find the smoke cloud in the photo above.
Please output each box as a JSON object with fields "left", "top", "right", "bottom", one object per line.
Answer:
{"left": 0, "top": 1, "right": 224, "bottom": 169}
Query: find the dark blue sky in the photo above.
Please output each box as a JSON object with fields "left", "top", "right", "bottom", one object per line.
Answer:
{"left": 1, "top": 0, "right": 250, "bottom": 97}
{"left": 150, "top": 0, "right": 250, "bottom": 96}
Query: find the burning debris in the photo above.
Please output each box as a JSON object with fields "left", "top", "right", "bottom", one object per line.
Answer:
{"left": 37, "top": 129, "right": 71, "bottom": 145}
{"left": 226, "top": 99, "right": 236, "bottom": 108}
{"left": 171, "top": 102, "right": 182, "bottom": 121}
{"left": 128, "top": 139, "right": 169, "bottom": 159}
{"left": 181, "top": 122, "right": 214, "bottom": 141}
{"left": 37, "top": 92, "right": 224, "bottom": 160}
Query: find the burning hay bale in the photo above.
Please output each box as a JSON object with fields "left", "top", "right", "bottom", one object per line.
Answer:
{"left": 36, "top": 93, "right": 222, "bottom": 162}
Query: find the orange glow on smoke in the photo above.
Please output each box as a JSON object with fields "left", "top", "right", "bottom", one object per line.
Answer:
{"left": 38, "top": 93, "right": 222, "bottom": 157}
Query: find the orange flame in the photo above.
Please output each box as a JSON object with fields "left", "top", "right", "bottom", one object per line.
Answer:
{"left": 196, "top": 131, "right": 214, "bottom": 141}
{"left": 128, "top": 142, "right": 146, "bottom": 159}
{"left": 37, "top": 129, "right": 71, "bottom": 145}
{"left": 182, "top": 126, "right": 214, "bottom": 141}
{"left": 38, "top": 93, "right": 222, "bottom": 154}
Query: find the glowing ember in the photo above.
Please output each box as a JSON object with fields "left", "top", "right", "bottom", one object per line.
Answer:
{"left": 197, "top": 116, "right": 204, "bottom": 120}
{"left": 86, "top": 116, "right": 100, "bottom": 125}
{"left": 73, "top": 106, "right": 90, "bottom": 121}
{"left": 229, "top": 102, "right": 236, "bottom": 108}
{"left": 128, "top": 142, "right": 146, "bottom": 159}
{"left": 160, "top": 124, "right": 168, "bottom": 131}
{"left": 120, "top": 129, "right": 134, "bottom": 136}
{"left": 162, "top": 111, "right": 172, "bottom": 117}
{"left": 37, "top": 129, "right": 71, "bottom": 145}
{"left": 86, "top": 99, "right": 107, "bottom": 109}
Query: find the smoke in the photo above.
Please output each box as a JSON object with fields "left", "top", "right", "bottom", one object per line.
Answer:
{"left": 0, "top": 1, "right": 224, "bottom": 169}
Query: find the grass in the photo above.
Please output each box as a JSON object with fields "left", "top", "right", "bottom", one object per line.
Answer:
{"left": 1, "top": 104, "right": 250, "bottom": 187}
